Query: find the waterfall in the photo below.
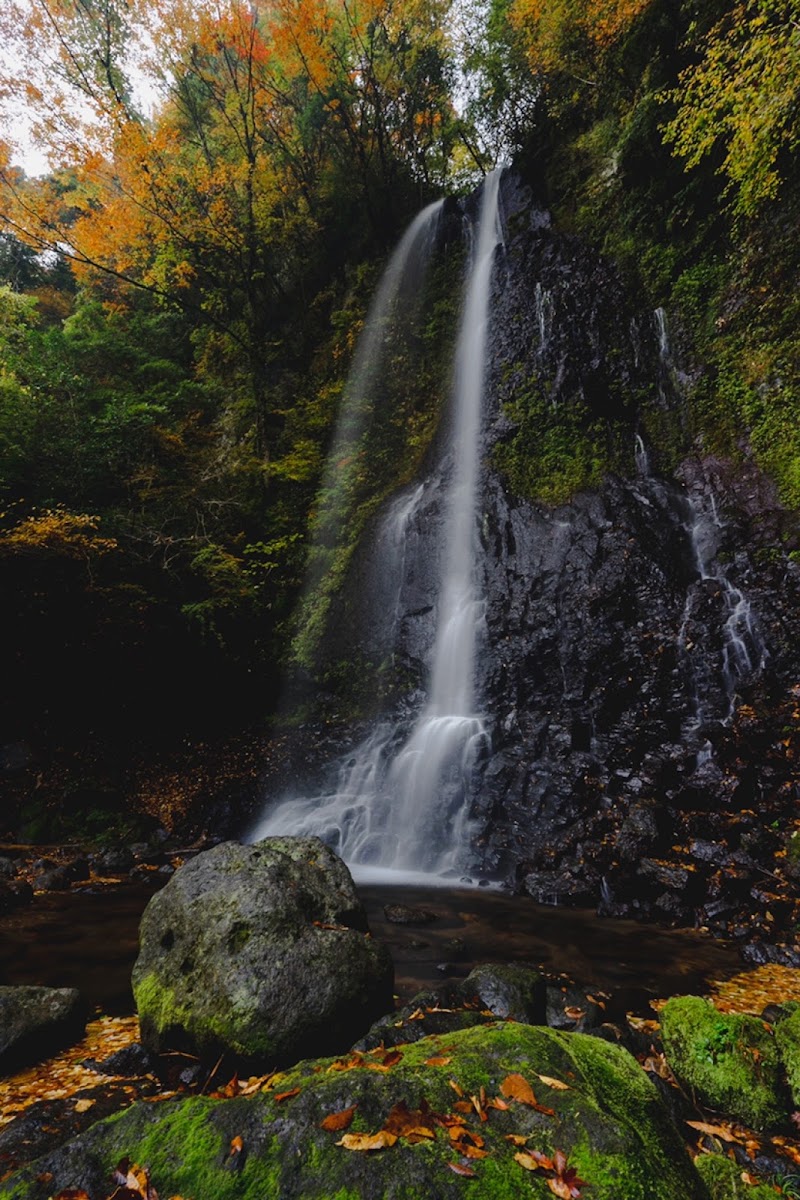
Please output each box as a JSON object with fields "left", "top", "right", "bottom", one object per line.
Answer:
{"left": 304, "top": 200, "right": 443, "bottom": 591}
{"left": 250, "top": 171, "right": 504, "bottom": 882}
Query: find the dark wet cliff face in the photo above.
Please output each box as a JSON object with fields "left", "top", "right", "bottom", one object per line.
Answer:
{"left": 298, "top": 170, "right": 800, "bottom": 953}
{"left": 467, "top": 173, "right": 800, "bottom": 949}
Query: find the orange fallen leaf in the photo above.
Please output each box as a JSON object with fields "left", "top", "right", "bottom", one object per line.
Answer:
{"left": 384, "top": 1101, "right": 437, "bottom": 1142}
{"left": 381, "top": 1050, "right": 403, "bottom": 1068}
{"left": 487, "top": 1096, "right": 510, "bottom": 1111}
{"left": 500, "top": 1074, "right": 537, "bottom": 1105}
{"left": 462, "top": 1144, "right": 489, "bottom": 1159}
{"left": 563, "top": 1007, "right": 586, "bottom": 1022}
{"left": 337, "top": 1130, "right": 398, "bottom": 1151}
{"left": 74, "top": 1098, "right": 95, "bottom": 1113}
{"left": 448, "top": 1163, "right": 476, "bottom": 1177}
{"left": 320, "top": 1105, "right": 357, "bottom": 1132}
{"left": 53, "top": 1192, "right": 91, "bottom": 1199}
{"left": 229, "top": 1135, "right": 244, "bottom": 1155}
{"left": 505, "top": 1134, "right": 528, "bottom": 1146}
{"left": 448, "top": 1079, "right": 464, "bottom": 1097}
{"left": 686, "top": 1121, "right": 739, "bottom": 1143}
{"left": 548, "top": 1178, "right": 573, "bottom": 1198}
{"left": 274, "top": 1088, "right": 301, "bottom": 1103}
{"left": 424, "top": 1056, "right": 452, "bottom": 1067}
{"left": 454, "top": 1100, "right": 474, "bottom": 1114}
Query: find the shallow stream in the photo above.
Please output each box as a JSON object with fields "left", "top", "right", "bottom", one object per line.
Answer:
{"left": 0, "top": 881, "right": 742, "bottom": 1018}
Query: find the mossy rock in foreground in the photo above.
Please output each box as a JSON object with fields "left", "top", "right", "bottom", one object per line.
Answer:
{"left": 660, "top": 996, "right": 784, "bottom": 1130}
{"left": 0, "top": 1023, "right": 710, "bottom": 1200}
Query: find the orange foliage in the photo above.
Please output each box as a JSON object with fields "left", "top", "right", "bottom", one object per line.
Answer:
{"left": 510, "top": 0, "right": 651, "bottom": 76}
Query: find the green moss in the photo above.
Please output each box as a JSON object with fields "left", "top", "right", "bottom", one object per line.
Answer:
{"left": 133, "top": 971, "right": 272, "bottom": 1059}
{"left": 660, "top": 996, "right": 784, "bottom": 1130}
{"left": 776, "top": 1007, "right": 800, "bottom": 1108}
{"left": 0, "top": 1022, "right": 708, "bottom": 1200}
{"left": 695, "top": 1152, "right": 779, "bottom": 1200}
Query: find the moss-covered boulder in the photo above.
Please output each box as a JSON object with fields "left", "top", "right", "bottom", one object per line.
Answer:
{"left": 775, "top": 1005, "right": 800, "bottom": 1107}
{"left": 695, "top": 1152, "right": 779, "bottom": 1200}
{"left": 0, "top": 1022, "right": 710, "bottom": 1200}
{"left": 660, "top": 996, "right": 784, "bottom": 1129}
{"left": 132, "top": 837, "right": 393, "bottom": 1067}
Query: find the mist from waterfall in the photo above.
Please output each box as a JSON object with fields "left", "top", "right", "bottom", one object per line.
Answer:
{"left": 250, "top": 172, "right": 504, "bottom": 882}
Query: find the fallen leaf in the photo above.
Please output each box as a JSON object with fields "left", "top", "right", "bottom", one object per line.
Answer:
{"left": 274, "top": 1088, "right": 301, "bottom": 1103}
{"left": 424, "top": 1056, "right": 452, "bottom": 1067}
{"left": 537, "top": 1075, "right": 570, "bottom": 1091}
{"left": 563, "top": 1007, "right": 586, "bottom": 1022}
{"left": 499, "top": 1073, "right": 554, "bottom": 1115}
{"left": 548, "top": 1178, "right": 573, "bottom": 1199}
{"left": 487, "top": 1096, "right": 510, "bottom": 1111}
{"left": 336, "top": 1130, "right": 398, "bottom": 1151}
{"left": 448, "top": 1079, "right": 464, "bottom": 1097}
{"left": 501, "top": 1074, "right": 537, "bottom": 1105}
{"left": 448, "top": 1163, "right": 476, "bottom": 1177}
{"left": 461, "top": 1144, "right": 489, "bottom": 1159}
{"left": 381, "top": 1050, "right": 403, "bottom": 1068}
{"left": 505, "top": 1134, "right": 528, "bottom": 1146}
{"left": 53, "top": 1192, "right": 91, "bottom": 1199}
{"left": 229, "top": 1135, "right": 244, "bottom": 1155}
{"left": 515, "top": 1151, "right": 546, "bottom": 1172}
{"left": 320, "top": 1105, "right": 357, "bottom": 1132}
{"left": 686, "top": 1121, "right": 739, "bottom": 1143}
{"left": 74, "top": 1098, "right": 96, "bottom": 1113}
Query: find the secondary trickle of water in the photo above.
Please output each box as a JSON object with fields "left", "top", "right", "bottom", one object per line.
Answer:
{"left": 251, "top": 171, "right": 505, "bottom": 881}
{"left": 306, "top": 200, "right": 443, "bottom": 577}
{"left": 680, "top": 486, "right": 764, "bottom": 727}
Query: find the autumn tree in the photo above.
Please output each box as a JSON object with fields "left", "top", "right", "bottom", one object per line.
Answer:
{"left": 0, "top": 0, "right": 459, "bottom": 458}
{"left": 664, "top": 0, "right": 800, "bottom": 217}
{"left": 508, "top": 0, "right": 652, "bottom": 82}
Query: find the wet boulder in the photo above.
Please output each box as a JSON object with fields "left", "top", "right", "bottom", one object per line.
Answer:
{"left": 0, "top": 986, "right": 86, "bottom": 1074}
{"left": 0, "top": 1023, "right": 710, "bottom": 1200}
{"left": 132, "top": 837, "right": 393, "bottom": 1068}
{"left": 660, "top": 995, "right": 784, "bottom": 1130}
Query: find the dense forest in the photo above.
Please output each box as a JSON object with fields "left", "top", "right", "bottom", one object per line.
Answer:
{"left": 0, "top": 0, "right": 799, "bottom": 843}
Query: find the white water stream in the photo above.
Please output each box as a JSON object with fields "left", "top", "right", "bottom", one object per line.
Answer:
{"left": 251, "top": 171, "right": 505, "bottom": 881}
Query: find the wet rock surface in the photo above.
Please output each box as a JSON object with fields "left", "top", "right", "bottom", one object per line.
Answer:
{"left": 132, "top": 837, "right": 394, "bottom": 1068}
{"left": 0, "top": 986, "right": 86, "bottom": 1074}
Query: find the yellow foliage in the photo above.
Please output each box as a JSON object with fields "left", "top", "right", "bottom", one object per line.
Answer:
{"left": 509, "top": 0, "right": 650, "bottom": 76}
{"left": 664, "top": 0, "right": 800, "bottom": 216}
{"left": 0, "top": 510, "right": 118, "bottom": 559}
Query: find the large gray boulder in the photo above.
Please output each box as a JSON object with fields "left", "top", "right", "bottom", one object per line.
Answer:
{"left": 0, "top": 986, "right": 86, "bottom": 1073}
{"left": 132, "top": 837, "right": 393, "bottom": 1067}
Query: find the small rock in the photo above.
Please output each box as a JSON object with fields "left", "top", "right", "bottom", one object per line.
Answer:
{"left": 382, "top": 904, "right": 437, "bottom": 925}
{"left": 0, "top": 986, "right": 86, "bottom": 1074}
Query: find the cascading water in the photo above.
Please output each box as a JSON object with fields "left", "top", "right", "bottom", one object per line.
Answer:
{"left": 305, "top": 200, "right": 443, "bottom": 588}
{"left": 680, "top": 487, "right": 764, "bottom": 725}
{"left": 250, "top": 171, "right": 505, "bottom": 882}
